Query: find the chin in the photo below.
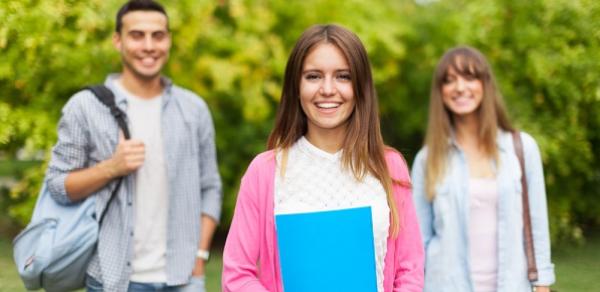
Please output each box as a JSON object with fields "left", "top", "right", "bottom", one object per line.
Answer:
{"left": 135, "top": 63, "right": 165, "bottom": 76}
{"left": 315, "top": 121, "right": 347, "bottom": 131}
{"left": 450, "top": 105, "right": 477, "bottom": 114}
{"left": 134, "top": 70, "right": 162, "bottom": 81}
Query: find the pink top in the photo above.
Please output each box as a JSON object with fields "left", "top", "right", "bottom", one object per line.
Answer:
{"left": 468, "top": 177, "right": 499, "bottom": 292}
{"left": 222, "top": 149, "right": 424, "bottom": 292}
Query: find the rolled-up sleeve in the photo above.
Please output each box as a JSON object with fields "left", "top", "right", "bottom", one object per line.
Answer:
{"left": 198, "top": 105, "right": 223, "bottom": 223}
{"left": 46, "top": 94, "right": 90, "bottom": 205}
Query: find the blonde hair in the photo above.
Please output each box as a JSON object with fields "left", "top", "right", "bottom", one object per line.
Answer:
{"left": 425, "top": 46, "right": 514, "bottom": 200}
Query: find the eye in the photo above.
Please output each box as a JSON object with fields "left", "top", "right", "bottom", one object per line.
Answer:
{"left": 129, "top": 31, "right": 144, "bottom": 40}
{"left": 153, "top": 31, "right": 168, "bottom": 41}
{"left": 443, "top": 76, "right": 455, "bottom": 84}
{"left": 337, "top": 72, "right": 352, "bottom": 81}
{"left": 463, "top": 74, "right": 478, "bottom": 81}
{"left": 304, "top": 73, "right": 321, "bottom": 81}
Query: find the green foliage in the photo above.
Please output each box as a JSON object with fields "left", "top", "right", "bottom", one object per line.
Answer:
{"left": 1, "top": 0, "right": 598, "bottom": 245}
{"left": 396, "top": 0, "right": 600, "bottom": 244}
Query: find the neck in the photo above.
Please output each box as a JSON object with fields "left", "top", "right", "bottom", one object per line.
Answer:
{"left": 453, "top": 113, "right": 480, "bottom": 148}
{"left": 305, "top": 126, "right": 347, "bottom": 154}
{"left": 119, "top": 70, "right": 164, "bottom": 99}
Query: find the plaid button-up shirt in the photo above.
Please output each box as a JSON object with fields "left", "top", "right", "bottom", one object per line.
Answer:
{"left": 46, "top": 74, "right": 222, "bottom": 292}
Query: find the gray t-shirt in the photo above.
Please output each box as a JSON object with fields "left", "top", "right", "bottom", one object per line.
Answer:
{"left": 116, "top": 81, "right": 169, "bottom": 283}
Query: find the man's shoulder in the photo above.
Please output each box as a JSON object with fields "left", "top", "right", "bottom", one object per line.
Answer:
{"left": 170, "top": 84, "right": 208, "bottom": 110}
{"left": 62, "top": 88, "right": 104, "bottom": 113}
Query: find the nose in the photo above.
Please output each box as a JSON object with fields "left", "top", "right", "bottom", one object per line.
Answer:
{"left": 143, "top": 35, "right": 155, "bottom": 51}
{"left": 319, "top": 76, "right": 336, "bottom": 96}
{"left": 455, "top": 77, "right": 466, "bottom": 92}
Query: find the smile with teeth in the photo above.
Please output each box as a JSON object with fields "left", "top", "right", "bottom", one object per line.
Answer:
{"left": 452, "top": 94, "right": 472, "bottom": 100}
{"left": 141, "top": 57, "right": 158, "bottom": 66}
{"left": 316, "top": 102, "right": 341, "bottom": 109}
{"left": 452, "top": 95, "right": 473, "bottom": 104}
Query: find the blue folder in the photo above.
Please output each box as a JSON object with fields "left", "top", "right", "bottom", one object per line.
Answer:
{"left": 275, "top": 206, "right": 377, "bottom": 292}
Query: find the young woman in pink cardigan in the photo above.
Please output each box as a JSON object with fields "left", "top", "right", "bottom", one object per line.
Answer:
{"left": 222, "top": 24, "right": 424, "bottom": 292}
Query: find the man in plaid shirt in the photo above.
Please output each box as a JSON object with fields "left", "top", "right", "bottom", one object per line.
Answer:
{"left": 46, "top": 1, "right": 222, "bottom": 291}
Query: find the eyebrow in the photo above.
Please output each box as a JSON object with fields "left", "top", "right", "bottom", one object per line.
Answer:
{"left": 301, "top": 68, "right": 350, "bottom": 74}
{"left": 127, "top": 28, "right": 169, "bottom": 34}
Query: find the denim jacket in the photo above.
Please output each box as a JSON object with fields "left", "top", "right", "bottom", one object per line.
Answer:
{"left": 411, "top": 130, "right": 555, "bottom": 291}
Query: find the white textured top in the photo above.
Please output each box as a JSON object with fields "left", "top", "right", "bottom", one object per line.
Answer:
{"left": 116, "top": 81, "right": 169, "bottom": 283}
{"left": 274, "top": 137, "right": 389, "bottom": 292}
{"left": 468, "top": 177, "right": 499, "bottom": 292}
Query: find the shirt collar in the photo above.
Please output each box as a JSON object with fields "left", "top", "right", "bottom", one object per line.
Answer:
{"left": 447, "top": 128, "right": 511, "bottom": 152}
{"left": 103, "top": 73, "right": 173, "bottom": 107}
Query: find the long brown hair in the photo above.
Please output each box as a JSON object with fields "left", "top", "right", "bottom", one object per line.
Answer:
{"left": 267, "top": 24, "right": 402, "bottom": 235}
{"left": 425, "top": 46, "right": 514, "bottom": 200}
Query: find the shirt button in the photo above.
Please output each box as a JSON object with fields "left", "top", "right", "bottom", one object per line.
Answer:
{"left": 130, "top": 231, "right": 134, "bottom": 236}
{"left": 127, "top": 262, "right": 131, "bottom": 266}
{"left": 127, "top": 201, "right": 132, "bottom": 206}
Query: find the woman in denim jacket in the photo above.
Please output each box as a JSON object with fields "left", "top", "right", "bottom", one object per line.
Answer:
{"left": 411, "top": 46, "right": 555, "bottom": 292}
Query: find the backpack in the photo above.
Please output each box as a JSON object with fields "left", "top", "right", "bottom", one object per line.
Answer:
{"left": 12, "top": 85, "right": 129, "bottom": 291}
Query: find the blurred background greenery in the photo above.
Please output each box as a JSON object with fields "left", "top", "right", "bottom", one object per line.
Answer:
{"left": 1, "top": 0, "right": 599, "bottom": 289}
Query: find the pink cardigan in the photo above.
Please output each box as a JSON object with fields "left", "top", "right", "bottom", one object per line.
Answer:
{"left": 222, "top": 149, "right": 424, "bottom": 292}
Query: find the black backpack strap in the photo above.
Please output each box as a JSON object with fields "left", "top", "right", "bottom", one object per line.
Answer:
{"left": 84, "top": 85, "right": 131, "bottom": 139}
{"left": 83, "top": 84, "right": 129, "bottom": 226}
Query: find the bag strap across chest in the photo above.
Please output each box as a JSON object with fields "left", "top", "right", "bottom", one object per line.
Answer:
{"left": 84, "top": 85, "right": 130, "bottom": 226}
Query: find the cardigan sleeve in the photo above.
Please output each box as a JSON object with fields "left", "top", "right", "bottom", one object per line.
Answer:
{"left": 388, "top": 152, "right": 425, "bottom": 292}
{"left": 222, "top": 159, "right": 271, "bottom": 292}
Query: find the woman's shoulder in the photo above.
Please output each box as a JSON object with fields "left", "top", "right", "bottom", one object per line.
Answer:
{"left": 503, "top": 130, "right": 541, "bottom": 155}
{"left": 413, "top": 146, "right": 428, "bottom": 164}
{"left": 384, "top": 147, "right": 410, "bottom": 180}
{"left": 384, "top": 147, "right": 406, "bottom": 165}
{"left": 517, "top": 131, "right": 538, "bottom": 147}
{"left": 516, "top": 131, "right": 543, "bottom": 160}
{"left": 246, "top": 150, "right": 277, "bottom": 173}
{"left": 237, "top": 150, "right": 278, "bottom": 195}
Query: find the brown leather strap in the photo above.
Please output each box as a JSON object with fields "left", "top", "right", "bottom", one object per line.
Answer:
{"left": 512, "top": 131, "right": 539, "bottom": 282}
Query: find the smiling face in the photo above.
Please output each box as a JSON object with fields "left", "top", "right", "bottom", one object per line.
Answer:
{"left": 113, "top": 10, "right": 171, "bottom": 82}
{"left": 441, "top": 66, "right": 484, "bottom": 118}
{"left": 299, "top": 43, "right": 356, "bottom": 140}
